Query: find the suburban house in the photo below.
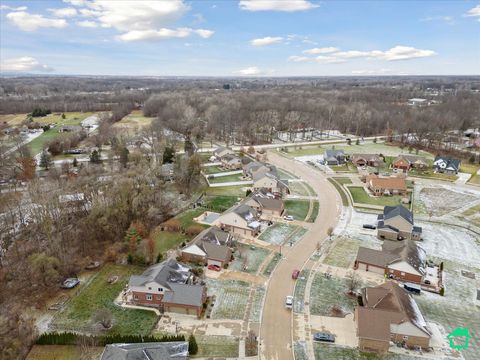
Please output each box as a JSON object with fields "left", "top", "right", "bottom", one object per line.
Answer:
{"left": 433, "top": 156, "right": 461, "bottom": 174}
{"left": 58, "top": 125, "right": 83, "bottom": 133}
{"left": 355, "top": 282, "right": 431, "bottom": 354}
{"left": 220, "top": 154, "right": 242, "bottom": 170}
{"left": 128, "top": 259, "right": 207, "bottom": 316}
{"left": 217, "top": 203, "right": 261, "bottom": 237}
{"left": 377, "top": 205, "right": 422, "bottom": 241}
{"left": 366, "top": 175, "right": 407, "bottom": 196}
{"left": 243, "top": 161, "right": 276, "bottom": 178}
{"left": 252, "top": 172, "right": 289, "bottom": 198}
{"left": 392, "top": 155, "right": 428, "bottom": 172}
{"left": 351, "top": 154, "right": 384, "bottom": 168}
{"left": 242, "top": 190, "right": 284, "bottom": 219}
{"left": 213, "top": 146, "right": 235, "bottom": 159}
{"left": 181, "top": 226, "right": 233, "bottom": 267}
{"left": 354, "top": 240, "right": 427, "bottom": 284}
{"left": 101, "top": 342, "right": 189, "bottom": 360}
{"left": 324, "top": 149, "right": 346, "bottom": 165}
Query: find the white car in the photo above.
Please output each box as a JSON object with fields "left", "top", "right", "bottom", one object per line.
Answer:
{"left": 284, "top": 215, "right": 294, "bottom": 221}
{"left": 285, "top": 295, "right": 294, "bottom": 309}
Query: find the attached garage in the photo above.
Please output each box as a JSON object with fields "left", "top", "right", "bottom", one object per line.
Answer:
{"left": 356, "top": 261, "right": 385, "bottom": 274}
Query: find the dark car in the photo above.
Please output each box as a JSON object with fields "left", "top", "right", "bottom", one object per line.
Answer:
{"left": 313, "top": 332, "right": 335, "bottom": 343}
{"left": 362, "top": 224, "right": 376, "bottom": 230}
{"left": 292, "top": 269, "right": 300, "bottom": 280}
{"left": 61, "top": 278, "right": 80, "bottom": 289}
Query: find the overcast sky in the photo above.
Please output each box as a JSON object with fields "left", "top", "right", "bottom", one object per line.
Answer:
{"left": 1, "top": 0, "right": 479, "bottom": 76}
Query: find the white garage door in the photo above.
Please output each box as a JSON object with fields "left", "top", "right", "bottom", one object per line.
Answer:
{"left": 368, "top": 265, "right": 385, "bottom": 274}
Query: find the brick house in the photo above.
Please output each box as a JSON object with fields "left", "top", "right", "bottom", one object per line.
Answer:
{"left": 355, "top": 282, "right": 431, "bottom": 354}
{"left": 252, "top": 172, "right": 289, "bottom": 198}
{"left": 128, "top": 259, "right": 206, "bottom": 317}
{"left": 242, "top": 190, "right": 284, "bottom": 219}
{"left": 392, "top": 155, "right": 428, "bottom": 173}
{"left": 354, "top": 240, "right": 426, "bottom": 284}
{"left": 220, "top": 154, "right": 242, "bottom": 170}
{"left": 366, "top": 175, "right": 407, "bottom": 196}
{"left": 217, "top": 203, "right": 261, "bottom": 238}
{"left": 377, "top": 205, "right": 422, "bottom": 241}
{"left": 351, "top": 154, "right": 384, "bottom": 168}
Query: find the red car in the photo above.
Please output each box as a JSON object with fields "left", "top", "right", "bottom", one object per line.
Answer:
{"left": 292, "top": 269, "right": 300, "bottom": 280}
{"left": 208, "top": 264, "right": 221, "bottom": 272}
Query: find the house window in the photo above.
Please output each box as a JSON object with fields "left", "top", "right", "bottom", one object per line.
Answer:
{"left": 146, "top": 294, "right": 153, "bottom": 301}
{"left": 158, "top": 288, "right": 163, "bottom": 292}
{"left": 403, "top": 335, "right": 409, "bottom": 341}
{"left": 134, "top": 295, "right": 138, "bottom": 300}
{"left": 148, "top": 287, "right": 152, "bottom": 290}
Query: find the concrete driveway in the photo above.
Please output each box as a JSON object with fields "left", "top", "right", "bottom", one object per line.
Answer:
{"left": 259, "top": 151, "right": 342, "bottom": 360}
{"left": 310, "top": 314, "right": 358, "bottom": 348}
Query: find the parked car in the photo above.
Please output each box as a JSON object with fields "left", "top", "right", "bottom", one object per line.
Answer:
{"left": 208, "top": 264, "right": 221, "bottom": 272}
{"left": 284, "top": 215, "right": 294, "bottom": 221}
{"left": 424, "top": 279, "right": 431, "bottom": 285}
{"left": 292, "top": 269, "right": 300, "bottom": 280}
{"left": 313, "top": 332, "right": 335, "bottom": 343}
{"left": 61, "top": 278, "right": 80, "bottom": 289}
{"left": 362, "top": 224, "right": 376, "bottom": 230}
{"left": 404, "top": 283, "right": 421, "bottom": 294}
{"left": 285, "top": 295, "right": 294, "bottom": 309}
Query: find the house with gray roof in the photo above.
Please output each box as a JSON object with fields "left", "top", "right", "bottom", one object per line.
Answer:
{"left": 181, "top": 226, "right": 233, "bottom": 267}
{"left": 213, "top": 146, "right": 235, "bottom": 159}
{"left": 128, "top": 259, "right": 206, "bottom": 316}
{"left": 217, "top": 203, "right": 261, "bottom": 238}
{"left": 243, "top": 191, "right": 284, "bottom": 219}
{"left": 220, "top": 153, "right": 242, "bottom": 170}
{"left": 252, "top": 172, "right": 289, "bottom": 198}
{"left": 355, "top": 240, "right": 427, "bottom": 284}
{"left": 324, "top": 149, "right": 346, "bottom": 165}
{"left": 377, "top": 205, "right": 422, "bottom": 241}
{"left": 433, "top": 156, "right": 461, "bottom": 174}
{"left": 101, "top": 342, "right": 189, "bottom": 360}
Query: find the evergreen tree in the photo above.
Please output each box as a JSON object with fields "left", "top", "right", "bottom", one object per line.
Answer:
{"left": 90, "top": 150, "right": 101, "bottom": 164}
{"left": 188, "top": 334, "right": 198, "bottom": 355}
{"left": 39, "top": 150, "right": 53, "bottom": 170}
{"left": 119, "top": 147, "right": 129, "bottom": 168}
{"left": 72, "top": 158, "right": 78, "bottom": 167}
{"left": 162, "top": 146, "right": 175, "bottom": 164}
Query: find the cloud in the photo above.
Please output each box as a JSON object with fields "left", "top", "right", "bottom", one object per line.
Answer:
{"left": 76, "top": 20, "right": 98, "bottom": 28}
{"left": 239, "top": 0, "right": 319, "bottom": 12}
{"left": 235, "top": 66, "right": 262, "bottom": 75}
{"left": 465, "top": 5, "right": 480, "bottom": 20}
{"left": 289, "top": 45, "right": 436, "bottom": 64}
{"left": 0, "top": 5, "right": 27, "bottom": 11}
{"left": 6, "top": 11, "right": 68, "bottom": 31}
{"left": 1, "top": 57, "right": 54, "bottom": 72}
{"left": 420, "top": 15, "right": 454, "bottom": 25}
{"left": 351, "top": 68, "right": 391, "bottom": 75}
{"left": 303, "top": 47, "right": 339, "bottom": 54}
{"left": 63, "top": 0, "right": 89, "bottom": 6}
{"left": 250, "top": 36, "right": 283, "bottom": 46}
{"left": 48, "top": 7, "right": 78, "bottom": 17}
{"left": 117, "top": 28, "right": 213, "bottom": 42}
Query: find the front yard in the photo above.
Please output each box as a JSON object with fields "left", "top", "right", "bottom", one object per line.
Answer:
{"left": 206, "top": 279, "right": 250, "bottom": 320}
{"left": 348, "top": 186, "right": 406, "bottom": 207}
{"left": 229, "top": 244, "right": 270, "bottom": 274}
{"left": 285, "top": 199, "right": 311, "bottom": 220}
{"left": 309, "top": 274, "right": 358, "bottom": 317}
{"left": 51, "top": 264, "right": 158, "bottom": 335}
{"left": 259, "top": 223, "right": 302, "bottom": 245}
{"left": 323, "top": 237, "right": 363, "bottom": 268}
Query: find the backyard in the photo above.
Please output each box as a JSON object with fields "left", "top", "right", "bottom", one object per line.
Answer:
{"left": 205, "top": 185, "right": 247, "bottom": 197}
{"left": 204, "top": 195, "right": 238, "bottom": 212}
{"left": 27, "top": 345, "right": 103, "bottom": 360}
{"left": 151, "top": 229, "right": 188, "bottom": 256}
{"left": 51, "top": 264, "right": 158, "bottom": 335}
{"left": 208, "top": 173, "right": 245, "bottom": 184}
{"left": 348, "top": 186, "right": 406, "bottom": 207}
{"left": 206, "top": 279, "right": 250, "bottom": 320}
{"left": 195, "top": 335, "right": 239, "bottom": 358}
{"left": 202, "top": 165, "right": 228, "bottom": 174}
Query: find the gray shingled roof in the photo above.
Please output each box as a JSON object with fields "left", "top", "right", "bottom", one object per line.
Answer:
{"left": 101, "top": 342, "right": 188, "bottom": 360}
{"left": 193, "top": 226, "right": 231, "bottom": 246}
{"left": 129, "top": 259, "right": 192, "bottom": 289}
{"left": 162, "top": 283, "right": 205, "bottom": 307}
{"left": 383, "top": 205, "right": 414, "bottom": 225}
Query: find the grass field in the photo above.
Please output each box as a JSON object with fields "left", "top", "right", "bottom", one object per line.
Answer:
{"left": 152, "top": 230, "right": 188, "bottom": 256}
{"left": 331, "top": 163, "right": 358, "bottom": 173}
{"left": 309, "top": 275, "right": 358, "bottom": 316}
{"left": 263, "top": 252, "right": 281, "bottom": 276}
{"left": 0, "top": 113, "right": 29, "bottom": 125}
{"left": 323, "top": 238, "right": 363, "bottom": 268}
{"left": 207, "top": 279, "right": 250, "bottom": 320}
{"left": 52, "top": 264, "right": 158, "bottom": 335}
{"left": 208, "top": 173, "right": 245, "bottom": 184}
{"left": 27, "top": 345, "right": 103, "bottom": 360}
{"left": 204, "top": 195, "right": 238, "bottom": 212}
{"left": 112, "top": 110, "right": 155, "bottom": 134}
{"left": 408, "top": 168, "right": 458, "bottom": 182}
{"left": 230, "top": 244, "right": 270, "bottom": 274}
{"left": 204, "top": 185, "right": 246, "bottom": 197}
{"left": 327, "top": 178, "right": 349, "bottom": 206}
{"left": 332, "top": 177, "right": 352, "bottom": 185}
{"left": 307, "top": 201, "right": 319, "bottom": 223}
{"left": 348, "top": 186, "right": 405, "bottom": 207}
{"left": 195, "top": 335, "right": 239, "bottom": 358}
{"left": 285, "top": 200, "right": 310, "bottom": 220}
{"left": 175, "top": 208, "right": 209, "bottom": 229}
{"left": 469, "top": 173, "right": 480, "bottom": 185}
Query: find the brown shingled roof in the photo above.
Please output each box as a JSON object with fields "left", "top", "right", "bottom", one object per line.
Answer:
{"left": 367, "top": 175, "right": 407, "bottom": 191}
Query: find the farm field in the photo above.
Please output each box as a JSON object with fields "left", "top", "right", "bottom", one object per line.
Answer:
{"left": 112, "top": 110, "right": 155, "bottom": 134}
{"left": 51, "top": 264, "right": 157, "bottom": 335}
{"left": 285, "top": 199, "right": 310, "bottom": 220}
{"left": 206, "top": 279, "right": 250, "bottom": 320}
{"left": 348, "top": 186, "right": 405, "bottom": 207}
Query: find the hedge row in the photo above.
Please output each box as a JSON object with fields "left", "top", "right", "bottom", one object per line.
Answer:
{"left": 36, "top": 332, "right": 186, "bottom": 346}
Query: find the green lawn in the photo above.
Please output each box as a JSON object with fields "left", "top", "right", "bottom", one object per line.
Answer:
{"left": 307, "top": 201, "right": 319, "bottom": 223}
{"left": 285, "top": 200, "right": 310, "bottom": 220}
{"left": 52, "top": 264, "right": 158, "bottom": 335}
{"left": 152, "top": 230, "right": 188, "bottom": 256}
{"left": 327, "top": 178, "right": 349, "bottom": 206}
{"left": 332, "top": 177, "right": 352, "bottom": 185}
{"left": 263, "top": 252, "right": 281, "bottom": 276}
{"left": 460, "top": 163, "right": 480, "bottom": 175}
{"left": 313, "top": 344, "right": 421, "bottom": 360}
{"left": 348, "top": 186, "right": 406, "bottom": 207}
{"left": 208, "top": 173, "right": 245, "bottom": 184}
{"left": 331, "top": 163, "right": 358, "bottom": 173}
{"left": 27, "top": 345, "right": 103, "bottom": 360}
{"left": 29, "top": 129, "right": 67, "bottom": 155}
{"left": 289, "top": 181, "right": 311, "bottom": 196}
{"left": 309, "top": 275, "right": 359, "bottom": 316}
{"left": 203, "top": 165, "right": 227, "bottom": 174}
{"left": 408, "top": 168, "right": 458, "bottom": 181}
{"left": 195, "top": 335, "right": 239, "bottom": 358}
{"left": 175, "top": 208, "right": 209, "bottom": 229}
{"left": 204, "top": 185, "right": 247, "bottom": 197}
{"left": 204, "top": 195, "right": 238, "bottom": 212}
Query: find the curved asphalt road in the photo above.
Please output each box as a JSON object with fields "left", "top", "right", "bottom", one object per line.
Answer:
{"left": 259, "top": 151, "right": 342, "bottom": 360}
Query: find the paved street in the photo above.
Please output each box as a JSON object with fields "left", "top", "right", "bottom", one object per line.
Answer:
{"left": 259, "top": 150, "right": 342, "bottom": 360}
